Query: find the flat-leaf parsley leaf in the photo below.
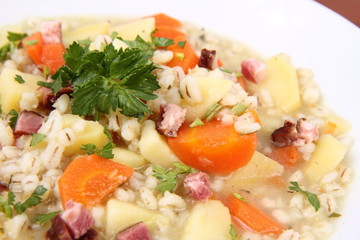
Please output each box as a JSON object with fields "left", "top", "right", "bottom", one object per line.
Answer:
{"left": 289, "top": 181, "right": 320, "bottom": 212}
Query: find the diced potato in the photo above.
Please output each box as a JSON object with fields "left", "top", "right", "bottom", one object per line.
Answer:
{"left": 181, "top": 77, "right": 232, "bottom": 122}
{"left": 112, "top": 147, "right": 148, "bottom": 168}
{"left": 223, "top": 151, "right": 284, "bottom": 193}
{"left": 0, "top": 68, "right": 45, "bottom": 112}
{"left": 248, "top": 55, "right": 301, "bottom": 113}
{"left": 61, "top": 114, "right": 108, "bottom": 156}
{"left": 139, "top": 120, "right": 179, "bottom": 168}
{"left": 303, "top": 134, "right": 348, "bottom": 181}
{"left": 180, "top": 200, "right": 232, "bottom": 240}
{"left": 323, "top": 113, "right": 352, "bottom": 135}
{"left": 256, "top": 108, "right": 284, "bottom": 133}
{"left": 110, "top": 17, "right": 155, "bottom": 42}
{"left": 105, "top": 199, "right": 169, "bottom": 238}
{"left": 63, "top": 22, "right": 110, "bottom": 46}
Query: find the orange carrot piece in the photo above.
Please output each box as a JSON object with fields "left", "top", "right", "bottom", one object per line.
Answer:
{"left": 58, "top": 154, "right": 134, "bottom": 208}
{"left": 217, "top": 58, "right": 223, "bottom": 68}
{"left": 322, "top": 121, "right": 336, "bottom": 135}
{"left": 167, "top": 120, "right": 257, "bottom": 174}
{"left": 153, "top": 25, "right": 186, "bottom": 40}
{"left": 248, "top": 109, "right": 261, "bottom": 125}
{"left": 269, "top": 145, "right": 301, "bottom": 168}
{"left": 151, "top": 13, "right": 182, "bottom": 28}
{"left": 226, "top": 195, "right": 285, "bottom": 234}
{"left": 23, "top": 32, "right": 44, "bottom": 65}
{"left": 41, "top": 43, "right": 66, "bottom": 74}
{"left": 237, "top": 75, "right": 247, "bottom": 91}
{"left": 167, "top": 35, "right": 199, "bottom": 74}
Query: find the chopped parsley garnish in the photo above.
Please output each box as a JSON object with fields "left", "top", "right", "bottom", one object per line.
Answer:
{"left": 0, "top": 31, "right": 28, "bottom": 62}
{"left": 0, "top": 43, "right": 11, "bottom": 61}
{"left": 14, "top": 74, "right": 25, "bottom": 84}
{"left": 177, "top": 40, "right": 186, "bottom": 48}
{"left": 14, "top": 185, "right": 47, "bottom": 214}
{"left": 233, "top": 193, "right": 248, "bottom": 203}
{"left": 7, "top": 32, "right": 28, "bottom": 42}
{"left": 8, "top": 109, "right": 19, "bottom": 128}
{"left": 229, "top": 224, "right": 237, "bottom": 240}
{"left": 30, "top": 133, "right": 47, "bottom": 147}
{"left": 38, "top": 41, "right": 160, "bottom": 119}
{"left": 289, "top": 182, "right": 320, "bottom": 212}
{"left": 34, "top": 211, "right": 60, "bottom": 225}
{"left": 153, "top": 162, "right": 196, "bottom": 193}
{"left": 201, "top": 102, "right": 223, "bottom": 122}
{"left": 189, "top": 118, "right": 204, "bottom": 127}
{"left": 81, "top": 141, "right": 115, "bottom": 159}
{"left": 0, "top": 191, "right": 16, "bottom": 218}
{"left": 231, "top": 103, "right": 248, "bottom": 116}
{"left": 152, "top": 37, "right": 174, "bottom": 48}
{"left": 23, "top": 39, "right": 38, "bottom": 46}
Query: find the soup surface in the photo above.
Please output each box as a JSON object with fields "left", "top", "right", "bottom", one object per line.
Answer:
{"left": 0, "top": 14, "right": 353, "bottom": 240}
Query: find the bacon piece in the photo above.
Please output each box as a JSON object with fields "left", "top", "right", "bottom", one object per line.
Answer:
{"left": 0, "top": 181, "right": 8, "bottom": 193}
{"left": 46, "top": 215, "right": 74, "bottom": 240}
{"left": 156, "top": 104, "right": 186, "bottom": 137}
{"left": 41, "top": 21, "right": 63, "bottom": 44}
{"left": 61, "top": 201, "right": 95, "bottom": 239}
{"left": 184, "top": 172, "right": 212, "bottom": 201}
{"left": 198, "top": 48, "right": 218, "bottom": 70}
{"left": 115, "top": 222, "right": 152, "bottom": 240}
{"left": 38, "top": 86, "right": 73, "bottom": 109}
{"left": 14, "top": 111, "right": 44, "bottom": 135}
{"left": 78, "top": 229, "right": 98, "bottom": 240}
{"left": 272, "top": 118, "right": 319, "bottom": 147}
{"left": 241, "top": 58, "right": 266, "bottom": 83}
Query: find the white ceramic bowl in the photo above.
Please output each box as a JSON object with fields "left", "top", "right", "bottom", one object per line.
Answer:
{"left": 2, "top": 0, "right": 360, "bottom": 239}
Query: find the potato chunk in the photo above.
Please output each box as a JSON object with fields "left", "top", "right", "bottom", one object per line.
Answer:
{"left": 110, "top": 17, "right": 155, "bottom": 42}
{"left": 0, "top": 68, "right": 44, "bottom": 112}
{"left": 303, "top": 134, "right": 348, "bottom": 181}
{"left": 63, "top": 22, "right": 110, "bottom": 46}
{"left": 112, "top": 147, "right": 148, "bottom": 168}
{"left": 105, "top": 199, "right": 169, "bottom": 238}
{"left": 139, "top": 120, "right": 179, "bottom": 168}
{"left": 61, "top": 114, "right": 108, "bottom": 156}
{"left": 180, "top": 200, "right": 232, "bottom": 240}
{"left": 180, "top": 77, "right": 232, "bottom": 122}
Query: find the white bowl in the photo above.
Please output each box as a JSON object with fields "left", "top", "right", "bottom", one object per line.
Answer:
{"left": 2, "top": 0, "right": 360, "bottom": 239}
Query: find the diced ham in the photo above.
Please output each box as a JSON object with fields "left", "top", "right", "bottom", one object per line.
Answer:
{"left": 241, "top": 58, "right": 266, "bottom": 83}
{"left": 198, "top": 48, "right": 218, "bottom": 70}
{"left": 271, "top": 118, "right": 319, "bottom": 147}
{"left": 183, "top": 172, "right": 212, "bottom": 201}
{"left": 0, "top": 181, "right": 8, "bottom": 193}
{"left": 156, "top": 104, "right": 186, "bottom": 137}
{"left": 115, "top": 222, "right": 152, "bottom": 240}
{"left": 46, "top": 215, "right": 74, "bottom": 240}
{"left": 61, "top": 201, "right": 95, "bottom": 239}
{"left": 38, "top": 85, "right": 73, "bottom": 109}
{"left": 41, "top": 21, "right": 63, "bottom": 44}
{"left": 78, "top": 229, "right": 98, "bottom": 240}
{"left": 14, "top": 111, "right": 44, "bottom": 135}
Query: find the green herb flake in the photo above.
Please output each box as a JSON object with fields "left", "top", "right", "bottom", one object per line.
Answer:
{"left": 175, "top": 52, "right": 185, "bottom": 60}
{"left": 43, "top": 66, "right": 50, "bottom": 77}
{"left": 81, "top": 144, "right": 97, "bottom": 155}
{"left": 236, "top": 72, "right": 243, "bottom": 77}
{"left": 24, "top": 39, "right": 38, "bottom": 46}
{"left": 78, "top": 38, "right": 92, "bottom": 48}
{"left": 201, "top": 102, "right": 223, "bottom": 122}
{"left": 233, "top": 193, "right": 248, "bottom": 203}
{"left": 220, "top": 69, "right": 233, "bottom": 74}
{"left": 329, "top": 212, "right": 342, "bottom": 218}
{"left": 153, "top": 162, "right": 196, "bottom": 192}
{"left": 110, "top": 31, "right": 119, "bottom": 40}
{"left": 189, "top": 118, "right": 204, "bottom": 128}
{"left": 7, "top": 32, "right": 28, "bottom": 42}
{"left": 0, "top": 43, "right": 11, "bottom": 61}
{"left": 229, "top": 224, "right": 237, "bottom": 240}
{"left": 34, "top": 211, "right": 60, "bottom": 225}
{"left": 14, "top": 185, "right": 47, "bottom": 214}
{"left": 80, "top": 141, "right": 114, "bottom": 159}
{"left": 153, "top": 37, "right": 174, "bottom": 48}
{"left": 39, "top": 41, "right": 159, "bottom": 119}
{"left": 8, "top": 109, "right": 19, "bottom": 128}
{"left": 30, "top": 134, "right": 47, "bottom": 147}
{"left": 231, "top": 103, "right": 248, "bottom": 116}
{"left": 177, "top": 41, "right": 187, "bottom": 49}
{"left": 289, "top": 182, "right": 320, "bottom": 212}
{"left": 14, "top": 74, "right": 25, "bottom": 84}
{"left": 0, "top": 191, "right": 16, "bottom": 218}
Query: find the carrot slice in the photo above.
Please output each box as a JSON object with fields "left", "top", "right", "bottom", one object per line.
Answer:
{"left": 151, "top": 13, "right": 182, "bottom": 28}
{"left": 58, "top": 154, "right": 134, "bottom": 208}
{"left": 237, "top": 75, "right": 247, "bottom": 91}
{"left": 153, "top": 25, "right": 185, "bottom": 40}
{"left": 167, "top": 120, "right": 257, "bottom": 174}
{"left": 226, "top": 194, "right": 285, "bottom": 234}
{"left": 41, "top": 43, "right": 66, "bottom": 74}
{"left": 269, "top": 145, "right": 301, "bottom": 168}
{"left": 167, "top": 35, "right": 199, "bottom": 74}
{"left": 23, "top": 32, "right": 44, "bottom": 65}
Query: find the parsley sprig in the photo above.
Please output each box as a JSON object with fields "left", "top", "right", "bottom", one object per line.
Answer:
{"left": 0, "top": 32, "right": 28, "bottom": 61}
{"left": 153, "top": 162, "right": 196, "bottom": 192}
{"left": 81, "top": 141, "right": 115, "bottom": 159}
{"left": 289, "top": 182, "right": 320, "bottom": 212}
{"left": 38, "top": 41, "right": 160, "bottom": 119}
